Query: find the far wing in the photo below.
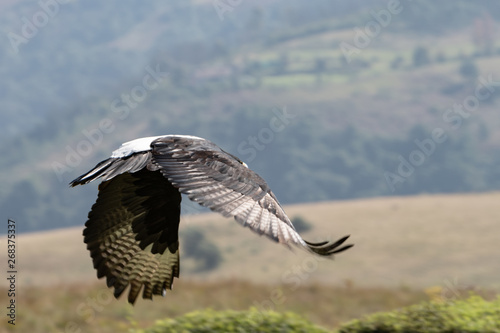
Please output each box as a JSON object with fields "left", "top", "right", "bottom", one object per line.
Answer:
{"left": 151, "top": 136, "right": 352, "bottom": 256}
{"left": 82, "top": 168, "right": 181, "bottom": 304}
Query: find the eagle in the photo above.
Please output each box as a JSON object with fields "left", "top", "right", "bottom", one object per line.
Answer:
{"left": 70, "top": 135, "right": 353, "bottom": 304}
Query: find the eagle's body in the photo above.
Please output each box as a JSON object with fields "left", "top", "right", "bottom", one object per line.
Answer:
{"left": 70, "top": 135, "right": 352, "bottom": 304}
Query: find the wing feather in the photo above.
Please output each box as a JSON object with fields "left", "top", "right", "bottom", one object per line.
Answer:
{"left": 151, "top": 136, "right": 352, "bottom": 256}
{"left": 82, "top": 168, "right": 181, "bottom": 304}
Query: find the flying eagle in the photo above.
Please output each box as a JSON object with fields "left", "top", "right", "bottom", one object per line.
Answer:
{"left": 70, "top": 135, "right": 353, "bottom": 304}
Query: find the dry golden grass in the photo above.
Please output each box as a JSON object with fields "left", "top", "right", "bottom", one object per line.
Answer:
{"left": 1, "top": 280, "right": 495, "bottom": 333}
{"left": 0, "top": 280, "right": 429, "bottom": 333}
{"left": 11, "top": 192, "right": 500, "bottom": 289}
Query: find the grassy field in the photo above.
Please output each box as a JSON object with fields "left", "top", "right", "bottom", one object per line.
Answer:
{"left": 1, "top": 192, "right": 499, "bottom": 332}
{"left": 11, "top": 192, "right": 500, "bottom": 288}
{"left": 2, "top": 280, "right": 431, "bottom": 333}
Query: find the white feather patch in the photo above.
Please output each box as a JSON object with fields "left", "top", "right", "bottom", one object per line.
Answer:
{"left": 111, "top": 135, "right": 204, "bottom": 158}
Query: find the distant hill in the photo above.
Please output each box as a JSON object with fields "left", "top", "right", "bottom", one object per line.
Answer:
{"left": 2, "top": 0, "right": 500, "bottom": 233}
{"left": 12, "top": 192, "right": 500, "bottom": 289}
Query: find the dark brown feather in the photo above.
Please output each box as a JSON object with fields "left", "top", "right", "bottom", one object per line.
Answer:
{"left": 82, "top": 169, "right": 181, "bottom": 304}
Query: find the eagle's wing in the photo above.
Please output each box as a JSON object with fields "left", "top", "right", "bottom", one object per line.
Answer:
{"left": 82, "top": 168, "right": 181, "bottom": 304}
{"left": 151, "top": 136, "right": 352, "bottom": 256}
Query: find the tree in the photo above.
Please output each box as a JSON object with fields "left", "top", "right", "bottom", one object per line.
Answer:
{"left": 313, "top": 57, "right": 327, "bottom": 84}
{"left": 274, "top": 53, "right": 289, "bottom": 75}
{"left": 170, "top": 66, "right": 186, "bottom": 88}
{"left": 291, "top": 216, "right": 312, "bottom": 233}
{"left": 435, "top": 52, "right": 446, "bottom": 63}
{"left": 473, "top": 12, "right": 495, "bottom": 55}
{"left": 390, "top": 56, "right": 404, "bottom": 69}
{"left": 245, "top": 7, "right": 264, "bottom": 41}
{"left": 182, "top": 228, "right": 222, "bottom": 272}
{"left": 459, "top": 59, "right": 479, "bottom": 79}
{"left": 412, "top": 46, "right": 430, "bottom": 67}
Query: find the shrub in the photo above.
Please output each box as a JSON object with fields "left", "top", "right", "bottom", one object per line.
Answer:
{"left": 459, "top": 59, "right": 479, "bottom": 79}
{"left": 337, "top": 295, "right": 500, "bottom": 333}
{"left": 274, "top": 53, "right": 289, "bottom": 75}
{"left": 195, "top": 241, "right": 222, "bottom": 271}
{"left": 291, "top": 216, "right": 312, "bottom": 233}
{"left": 182, "top": 228, "right": 223, "bottom": 271}
{"left": 390, "top": 56, "right": 404, "bottom": 69}
{"left": 136, "top": 308, "right": 330, "bottom": 333}
{"left": 412, "top": 46, "right": 430, "bottom": 67}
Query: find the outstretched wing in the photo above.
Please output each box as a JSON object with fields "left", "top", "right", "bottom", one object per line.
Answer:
{"left": 151, "top": 136, "right": 352, "bottom": 256}
{"left": 82, "top": 168, "right": 181, "bottom": 304}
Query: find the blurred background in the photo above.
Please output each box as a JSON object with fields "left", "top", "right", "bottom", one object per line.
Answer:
{"left": 1, "top": 0, "right": 500, "bottom": 332}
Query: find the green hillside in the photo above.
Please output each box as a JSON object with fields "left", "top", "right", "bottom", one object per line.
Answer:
{"left": 2, "top": 1, "right": 500, "bottom": 233}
